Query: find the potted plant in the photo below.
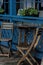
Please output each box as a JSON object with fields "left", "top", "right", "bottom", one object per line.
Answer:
{"left": 25, "top": 8, "right": 39, "bottom": 17}
{"left": 17, "top": 8, "right": 39, "bottom": 17}
{"left": 0, "top": 8, "right": 4, "bottom": 14}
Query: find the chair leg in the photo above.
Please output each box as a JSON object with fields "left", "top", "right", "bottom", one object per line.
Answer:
{"left": 0, "top": 46, "right": 4, "bottom": 54}
{"left": 34, "top": 35, "right": 41, "bottom": 48}
{"left": 17, "top": 47, "right": 33, "bottom": 65}
{"left": 28, "top": 53, "right": 39, "bottom": 65}
{"left": 9, "top": 40, "right": 12, "bottom": 57}
{"left": 34, "top": 57, "right": 41, "bottom": 65}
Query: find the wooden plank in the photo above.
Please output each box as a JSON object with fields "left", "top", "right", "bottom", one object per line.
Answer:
{"left": 17, "top": 46, "right": 28, "bottom": 50}
{"left": 1, "top": 22, "right": 14, "bottom": 29}
{"left": 0, "top": 38, "right": 11, "bottom": 41}
{"left": 0, "top": 54, "right": 9, "bottom": 56}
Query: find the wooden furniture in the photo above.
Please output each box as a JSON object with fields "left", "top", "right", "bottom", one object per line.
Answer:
{"left": 16, "top": 25, "right": 41, "bottom": 65}
{"left": 0, "top": 22, "right": 14, "bottom": 57}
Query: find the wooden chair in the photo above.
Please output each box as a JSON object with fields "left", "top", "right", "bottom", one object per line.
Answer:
{"left": 0, "top": 22, "right": 14, "bottom": 57}
{"left": 17, "top": 26, "right": 40, "bottom": 65}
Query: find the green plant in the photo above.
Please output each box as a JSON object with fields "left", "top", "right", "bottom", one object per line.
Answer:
{"left": 17, "top": 9, "right": 25, "bottom": 16}
{"left": 27, "top": 8, "right": 34, "bottom": 15}
{"left": 25, "top": 8, "right": 39, "bottom": 16}
{"left": 33, "top": 9, "right": 38, "bottom": 15}
{"left": 17, "top": 8, "right": 39, "bottom": 17}
{"left": 0, "top": 8, "right": 4, "bottom": 13}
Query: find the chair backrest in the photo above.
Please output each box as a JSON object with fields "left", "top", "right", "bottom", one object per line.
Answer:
{"left": 1, "top": 22, "right": 13, "bottom": 29}
{"left": 1, "top": 22, "right": 14, "bottom": 39}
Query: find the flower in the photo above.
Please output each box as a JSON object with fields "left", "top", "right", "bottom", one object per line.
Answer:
{"left": 17, "top": 9, "right": 25, "bottom": 16}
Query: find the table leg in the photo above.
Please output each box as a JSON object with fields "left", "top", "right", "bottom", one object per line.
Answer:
{"left": 17, "top": 47, "right": 33, "bottom": 65}
{"left": 9, "top": 40, "right": 12, "bottom": 57}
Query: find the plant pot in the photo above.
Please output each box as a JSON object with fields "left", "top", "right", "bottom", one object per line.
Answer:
{"left": 33, "top": 12, "right": 39, "bottom": 17}
{"left": 0, "top": 11, "right": 5, "bottom": 14}
{"left": 25, "top": 13, "right": 39, "bottom": 17}
{"left": 0, "top": 8, "right": 5, "bottom": 14}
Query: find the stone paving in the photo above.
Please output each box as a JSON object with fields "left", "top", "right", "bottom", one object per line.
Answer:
{"left": 0, "top": 46, "right": 43, "bottom": 65}
{"left": 0, "top": 56, "right": 43, "bottom": 65}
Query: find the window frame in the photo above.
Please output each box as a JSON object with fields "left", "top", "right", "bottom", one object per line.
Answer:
{"left": 2, "top": 0, "right": 9, "bottom": 14}
{"left": 35, "top": 0, "right": 43, "bottom": 11}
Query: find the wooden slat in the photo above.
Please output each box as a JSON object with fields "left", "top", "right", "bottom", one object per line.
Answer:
{"left": 2, "top": 22, "right": 13, "bottom": 25}
{"left": 0, "top": 54, "right": 9, "bottom": 57}
{"left": 1, "top": 22, "right": 14, "bottom": 29}
{"left": 1, "top": 28, "right": 13, "bottom": 29}
{"left": 0, "top": 38, "right": 11, "bottom": 41}
{"left": 17, "top": 46, "right": 28, "bottom": 50}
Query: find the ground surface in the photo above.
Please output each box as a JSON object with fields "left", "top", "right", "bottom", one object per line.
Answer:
{"left": 0, "top": 46, "right": 43, "bottom": 65}
{"left": 0, "top": 56, "right": 43, "bottom": 65}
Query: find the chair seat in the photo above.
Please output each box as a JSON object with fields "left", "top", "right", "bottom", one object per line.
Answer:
{"left": 17, "top": 42, "right": 31, "bottom": 50}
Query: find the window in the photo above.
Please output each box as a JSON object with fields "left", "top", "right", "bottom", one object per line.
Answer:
{"left": 16, "top": 0, "right": 24, "bottom": 14}
{"left": 16, "top": 0, "right": 32, "bottom": 14}
{"left": 2, "top": 0, "right": 9, "bottom": 14}
{"left": 35, "top": 0, "right": 43, "bottom": 10}
{"left": 16, "top": 0, "right": 20, "bottom": 14}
